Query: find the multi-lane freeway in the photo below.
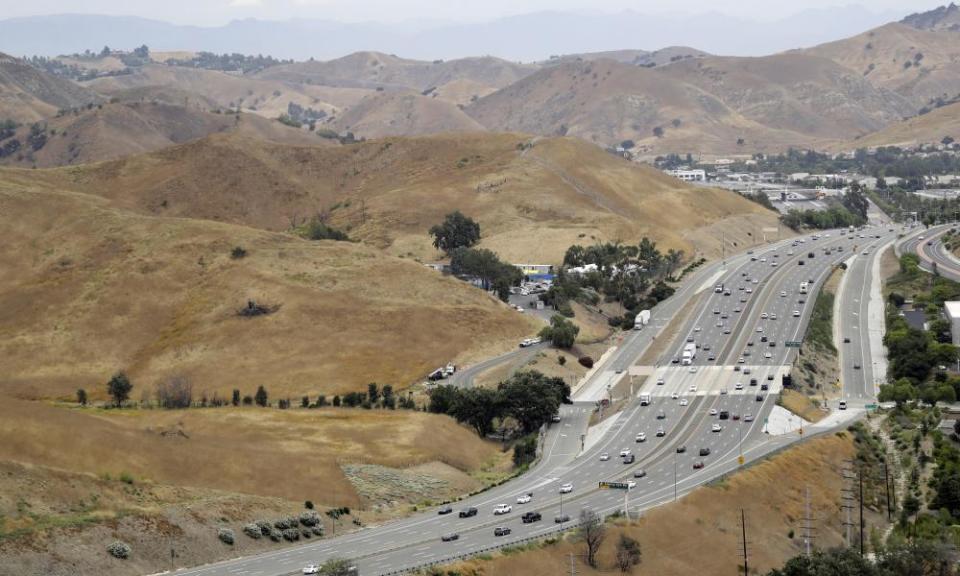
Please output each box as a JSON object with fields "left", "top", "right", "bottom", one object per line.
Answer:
{"left": 172, "top": 227, "right": 899, "bottom": 576}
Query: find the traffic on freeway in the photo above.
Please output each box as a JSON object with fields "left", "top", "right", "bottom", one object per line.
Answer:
{"left": 172, "top": 226, "right": 898, "bottom": 576}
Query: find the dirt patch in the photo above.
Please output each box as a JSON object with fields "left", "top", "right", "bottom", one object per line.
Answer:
{"left": 779, "top": 388, "right": 827, "bottom": 423}
{"left": 570, "top": 302, "right": 614, "bottom": 344}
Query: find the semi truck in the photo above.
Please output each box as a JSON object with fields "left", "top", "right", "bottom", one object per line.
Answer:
{"left": 633, "top": 309, "right": 651, "bottom": 329}
{"left": 681, "top": 342, "right": 697, "bottom": 365}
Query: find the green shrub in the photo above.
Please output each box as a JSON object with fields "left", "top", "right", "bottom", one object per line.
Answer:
{"left": 107, "top": 541, "right": 131, "bottom": 559}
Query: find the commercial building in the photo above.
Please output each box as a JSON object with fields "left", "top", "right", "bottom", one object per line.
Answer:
{"left": 945, "top": 301, "right": 960, "bottom": 346}
{"left": 665, "top": 169, "right": 706, "bottom": 182}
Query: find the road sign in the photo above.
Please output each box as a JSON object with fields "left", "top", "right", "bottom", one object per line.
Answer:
{"left": 865, "top": 403, "right": 878, "bottom": 411}
{"left": 599, "top": 481, "right": 631, "bottom": 490}
{"left": 737, "top": 455, "right": 744, "bottom": 466}
{"left": 785, "top": 341, "right": 803, "bottom": 348}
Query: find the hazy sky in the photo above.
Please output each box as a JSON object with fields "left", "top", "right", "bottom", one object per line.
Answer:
{"left": 0, "top": 0, "right": 945, "bottom": 25}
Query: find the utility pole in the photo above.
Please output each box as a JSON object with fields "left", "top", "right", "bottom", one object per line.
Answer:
{"left": 859, "top": 467, "right": 865, "bottom": 557}
{"left": 739, "top": 509, "right": 750, "bottom": 576}
{"left": 841, "top": 462, "right": 856, "bottom": 547}
{"left": 802, "top": 485, "right": 816, "bottom": 557}
{"left": 884, "top": 459, "right": 893, "bottom": 522}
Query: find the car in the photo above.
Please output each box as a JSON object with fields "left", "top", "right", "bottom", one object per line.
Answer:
{"left": 733, "top": 413, "right": 741, "bottom": 421}
{"left": 734, "top": 365, "right": 741, "bottom": 372}
{"left": 693, "top": 461, "right": 705, "bottom": 469}
{"left": 735, "top": 382, "right": 744, "bottom": 390}
{"left": 744, "top": 368, "right": 752, "bottom": 375}
{"left": 555, "top": 514, "right": 571, "bottom": 524}
{"left": 657, "top": 411, "right": 666, "bottom": 420}
{"left": 772, "top": 262, "right": 779, "bottom": 267}
{"left": 656, "top": 427, "right": 666, "bottom": 437}
{"left": 623, "top": 453, "right": 635, "bottom": 464}
{"left": 634, "top": 469, "right": 647, "bottom": 478}
{"left": 703, "top": 345, "right": 712, "bottom": 351}
{"left": 793, "top": 310, "right": 801, "bottom": 317}
{"left": 494, "top": 527, "right": 512, "bottom": 537}
{"left": 515, "top": 306, "right": 524, "bottom": 313}
{"left": 740, "top": 297, "right": 748, "bottom": 303}
{"left": 712, "top": 423, "right": 723, "bottom": 432}
{"left": 695, "top": 326, "right": 702, "bottom": 332}
{"left": 839, "top": 400, "right": 848, "bottom": 411}
{"left": 721, "top": 313, "right": 729, "bottom": 319}
{"left": 551, "top": 414, "right": 562, "bottom": 423}
{"left": 756, "top": 327, "right": 764, "bottom": 333}
{"left": 747, "top": 340, "right": 754, "bottom": 347}
{"left": 441, "top": 533, "right": 460, "bottom": 542}
{"left": 680, "top": 398, "right": 689, "bottom": 406}
{"left": 746, "top": 288, "right": 753, "bottom": 294}
{"left": 798, "top": 298, "right": 806, "bottom": 304}
{"left": 750, "top": 378, "right": 758, "bottom": 386}
{"left": 769, "top": 341, "right": 777, "bottom": 348}
{"left": 559, "top": 483, "right": 574, "bottom": 494}
{"left": 700, "top": 447, "right": 712, "bottom": 456}
{"left": 671, "top": 391, "right": 679, "bottom": 399}
{"left": 761, "top": 312, "right": 768, "bottom": 319}
{"left": 738, "top": 357, "right": 745, "bottom": 364}
{"left": 686, "top": 335, "right": 695, "bottom": 342}
{"left": 756, "top": 394, "right": 764, "bottom": 402}
{"left": 304, "top": 565, "right": 321, "bottom": 575}
{"left": 744, "top": 413, "right": 754, "bottom": 422}
{"left": 599, "top": 452, "right": 610, "bottom": 461}
{"left": 656, "top": 377, "right": 665, "bottom": 386}
{"left": 853, "top": 363, "right": 861, "bottom": 370}
{"left": 760, "top": 335, "right": 768, "bottom": 343}
{"left": 636, "top": 432, "right": 647, "bottom": 442}
{"left": 761, "top": 383, "right": 769, "bottom": 391}
{"left": 764, "top": 352, "right": 772, "bottom": 359}
{"left": 438, "top": 505, "right": 453, "bottom": 515}
{"left": 724, "top": 328, "right": 733, "bottom": 334}
{"left": 767, "top": 374, "right": 774, "bottom": 381}
{"left": 459, "top": 507, "right": 478, "bottom": 518}
{"left": 708, "top": 354, "right": 716, "bottom": 361}
{"left": 715, "top": 320, "right": 723, "bottom": 328}
{"left": 521, "top": 511, "right": 542, "bottom": 523}
{"left": 620, "top": 448, "right": 632, "bottom": 457}
{"left": 714, "top": 308, "right": 720, "bottom": 314}
{"left": 719, "top": 410, "right": 730, "bottom": 419}
{"left": 799, "top": 260, "right": 805, "bottom": 265}
{"left": 689, "top": 366, "right": 698, "bottom": 373}
{"left": 770, "top": 313, "right": 777, "bottom": 320}
{"left": 843, "top": 337, "right": 851, "bottom": 343}
{"left": 753, "top": 278, "right": 759, "bottom": 284}
{"left": 676, "top": 445, "right": 687, "bottom": 453}
{"left": 671, "top": 357, "right": 680, "bottom": 364}
{"left": 780, "top": 291, "right": 787, "bottom": 297}
{"left": 709, "top": 408, "right": 718, "bottom": 416}
{"left": 743, "top": 350, "right": 751, "bottom": 357}
{"left": 517, "top": 494, "right": 532, "bottom": 504}
{"left": 689, "top": 383, "right": 698, "bottom": 392}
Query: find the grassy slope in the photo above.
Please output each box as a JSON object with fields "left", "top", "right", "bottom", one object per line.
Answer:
{"left": 15, "top": 132, "right": 780, "bottom": 265}
{"left": 0, "top": 182, "right": 536, "bottom": 401}
{"left": 446, "top": 433, "right": 854, "bottom": 575}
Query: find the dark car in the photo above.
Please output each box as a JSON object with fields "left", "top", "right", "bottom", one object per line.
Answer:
{"left": 633, "top": 469, "right": 647, "bottom": 478}
{"left": 693, "top": 461, "right": 705, "bottom": 469}
{"left": 699, "top": 447, "right": 711, "bottom": 457}
{"left": 555, "top": 514, "right": 571, "bottom": 524}
{"left": 732, "top": 414, "right": 741, "bottom": 421}
{"left": 854, "top": 363, "right": 861, "bottom": 370}
{"left": 843, "top": 337, "right": 851, "bottom": 343}
{"left": 671, "top": 357, "right": 680, "bottom": 364}
{"left": 521, "top": 511, "right": 542, "bottom": 524}
{"left": 760, "top": 336, "right": 768, "bottom": 343}
{"left": 719, "top": 410, "right": 730, "bottom": 420}
{"left": 808, "top": 252, "right": 815, "bottom": 258}
{"left": 760, "top": 383, "right": 769, "bottom": 391}
{"left": 438, "top": 505, "right": 453, "bottom": 515}
{"left": 459, "top": 507, "right": 478, "bottom": 518}
{"left": 767, "top": 374, "right": 774, "bottom": 381}
{"left": 657, "top": 411, "right": 666, "bottom": 420}
{"left": 676, "top": 446, "right": 687, "bottom": 453}
{"left": 708, "top": 355, "right": 716, "bottom": 361}
{"left": 799, "top": 260, "right": 805, "bottom": 266}
{"left": 494, "top": 527, "right": 512, "bottom": 537}
{"left": 441, "top": 533, "right": 460, "bottom": 542}
{"left": 769, "top": 341, "right": 777, "bottom": 347}
{"left": 750, "top": 378, "right": 758, "bottom": 387}
{"left": 623, "top": 454, "right": 635, "bottom": 464}
{"left": 756, "top": 394, "right": 764, "bottom": 402}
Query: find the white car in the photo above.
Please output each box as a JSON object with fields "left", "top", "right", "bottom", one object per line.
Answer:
{"left": 712, "top": 423, "right": 723, "bottom": 432}
{"left": 752, "top": 279, "right": 759, "bottom": 284}
{"left": 619, "top": 448, "right": 632, "bottom": 457}
{"left": 764, "top": 352, "right": 772, "bottom": 359}
{"left": 515, "top": 306, "right": 524, "bottom": 313}
{"left": 735, "top": 382, "right": 744, "bottom": 390}
{"left": 516, "top": 494, "right": 532, "bottom": 504}
{"left": 793, "top": 310, "right": 801, "bottom": 317}
{"left": 709, "top": 408, "right": 718, "bottom": 416}
{"left": 689, "top": 366, "right": 698, "bottom": 373}
{"left": 656, "top": 377, "right": 665, "bottom": 386}
{"left": 303, "top": 565, "right": 320, "bottom": 575}
{"left": 671, "top": 391, "right": 680, "bottom": 399}
{"left": 738, "top": 357, "right": 745, "bottom": 364}
{"left": 761, "top": 312, "right": 768, "bottom": 319}
{"left": 780, "top": 291, "right": 787, "bottom": 297}
{"left": 559, "top": 483, "right": 574, "bottom": 494}
{"left": 636, "top": 432, "right": 647, "bottom": 442}
{"left": 689, "top": 383, "right": 697, "bottom": 392}
{"left": 494, "top": 504, "right": 513, "bottom": 515}
{"left": 599, "top": 452, "right": 610, "bottom": 461}
{"left": 756, "top": 327, "right": 763, "bottom": 333}
{"left": 746, "top": 288, "right": 753, "bottom": 294}
{"left": 770, "top": 314, "right": 777, "bottom": 320}
{"left": 680, "top": 398, "right": 689, "bottom": 406}
{"left": 695, "top": 326, "right": 702, "bottom": 332}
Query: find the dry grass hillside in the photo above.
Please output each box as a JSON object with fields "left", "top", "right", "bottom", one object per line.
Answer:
{"left": 844, "top": 100, "right": 960, "bottom": 148}
{"left": 444, "top": 432, "right": 857, "bottom": 576}
{"left": 255, "top": 51, "right": 536, "bottom": 92}
{"left": 86, "top": 64, "right": 372, "bottom": 120}
{"left": 0, "top": 101, "right": 322, "bottom": 167}
{"left": 0, "top": 182, "right": 535, "bottom": 401}
{"left": 27, "top": 132, "right": 780, "bottom": 264}
{"left": 466, "top": 55, "right": 908, "bottom": 154}
{"left": 804, "top": 22, "right": 960, "bottom": 109}
{"left": 0, "top": 52, "right": 101, "bottom": 121}
{"left": 330, "top": 89, "right": 486, "bottom": 138}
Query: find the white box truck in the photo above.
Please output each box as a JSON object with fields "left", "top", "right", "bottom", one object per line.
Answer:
{"left": 681, "top": 342, "right": 697, "bottom": 365}
{"left": 633, "top": 309, "right": 651, "bottom": 329}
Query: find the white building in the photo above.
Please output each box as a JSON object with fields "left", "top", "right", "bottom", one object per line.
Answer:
{"left": 666, "top": 169, "right": 706, "bottom": 182}
{"left": 945, "top": 301, "right": 960, "bottom": 346}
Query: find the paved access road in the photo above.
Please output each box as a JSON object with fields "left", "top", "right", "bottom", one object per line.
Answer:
{"left": 899, "top": 223, "right": 960, "bottom": 282}
{"left": 170, "top": 228, "right": 894, "bottom": 576}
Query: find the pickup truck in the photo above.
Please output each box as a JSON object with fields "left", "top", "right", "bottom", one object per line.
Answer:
{"left": 521, "top": 511, "right": 542, "bottom": 523}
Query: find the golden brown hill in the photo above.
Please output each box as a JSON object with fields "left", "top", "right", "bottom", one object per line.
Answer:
{"left": 330, "top": 89, "right": 486, "bottom": 138}
{"left": 86, "top": 64, "right": 371, "bottom": 119}
{"left": 27, "top": 132, "right": 780, "bottom": 264}
{"left": 0, "top": 52, "right": 101, "bottom": 121}
{"left": 0, "top": 101, "right": 323, "bottom": 168}
{"left": 0, "top": 181, "right": 535, "bottom": 401}
{"left": 842, "top": 101, "right": 960, "bottom": 149}
{"left": 803, "top": 22, "right": 960, "bottom": 109}
{"left": 468, "top": 55, "right": 912, "bottom": 154}
{"left": 255, "top": 51, "right": 536, "bottom": 92}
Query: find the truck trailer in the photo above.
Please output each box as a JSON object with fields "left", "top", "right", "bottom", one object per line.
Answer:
{"left": 633, "top": 309, "right": 651, "bottom": 329}
{"left": 681, "top": 342, "right": 697, "bottom": 365}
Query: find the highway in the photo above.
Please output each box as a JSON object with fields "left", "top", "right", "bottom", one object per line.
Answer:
{"left": 170, "top": 227, "right": 896, "bottom": 576}
{"left": 899, "top": 223, "right": 960, "bottom": 282}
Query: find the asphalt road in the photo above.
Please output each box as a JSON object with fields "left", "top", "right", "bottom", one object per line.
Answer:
{"left": 899, "top": 223, "right": 960, "bottom": 282}
{"left": 170, "top": 227, "right": 893, "bottom": 576}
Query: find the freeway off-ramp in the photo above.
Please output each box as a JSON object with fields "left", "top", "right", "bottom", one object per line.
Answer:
{"left": 171, "top": 227, "right": 898, "bottom": 576}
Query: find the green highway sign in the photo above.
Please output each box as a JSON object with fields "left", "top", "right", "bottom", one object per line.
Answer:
{"left": 785, "top": 341, "right": 803, "bottom": 348}
{"left": 599, "top": 481, "right": 631, "bottom": 490}
{"left": 865, "top": 403, "right": 878, "bottom": 411}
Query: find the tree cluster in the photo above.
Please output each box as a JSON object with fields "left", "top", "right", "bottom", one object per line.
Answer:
{"left": 428, "top": 371, "right": 571, "bottom": 438}
{"left": 766, "top": 542, "right": 955, "bottom": 576}
{"left": 449, "top": 246, "right": 521, "bottom": 301}
{"left": 429, "top": 211, "right": 481, "bottom": 255}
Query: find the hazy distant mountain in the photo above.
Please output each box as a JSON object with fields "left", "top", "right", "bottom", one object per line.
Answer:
{"left": 0, "top": 8, "right": 907, "bottom": 61}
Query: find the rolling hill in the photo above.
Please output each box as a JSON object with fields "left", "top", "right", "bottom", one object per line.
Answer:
{"left": 0, "top": 101, "right": 323, "bottom": 167}
{"left": 254, "top": 51, "right": 537, "bottom": 93}
{"left": 26, "top": 131, "right": 782, "bottom": 265}
{"left": 842, "top": 100, "right": 960, "bottom": 148}
{"left": 0, "top": 178, "right": 536, "bottom": 401}
{"left": 329, "top": 89, "right": 485, "bottom": 138}
{"left": 0, "top": 52, "right": 101, "bottom": 121}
